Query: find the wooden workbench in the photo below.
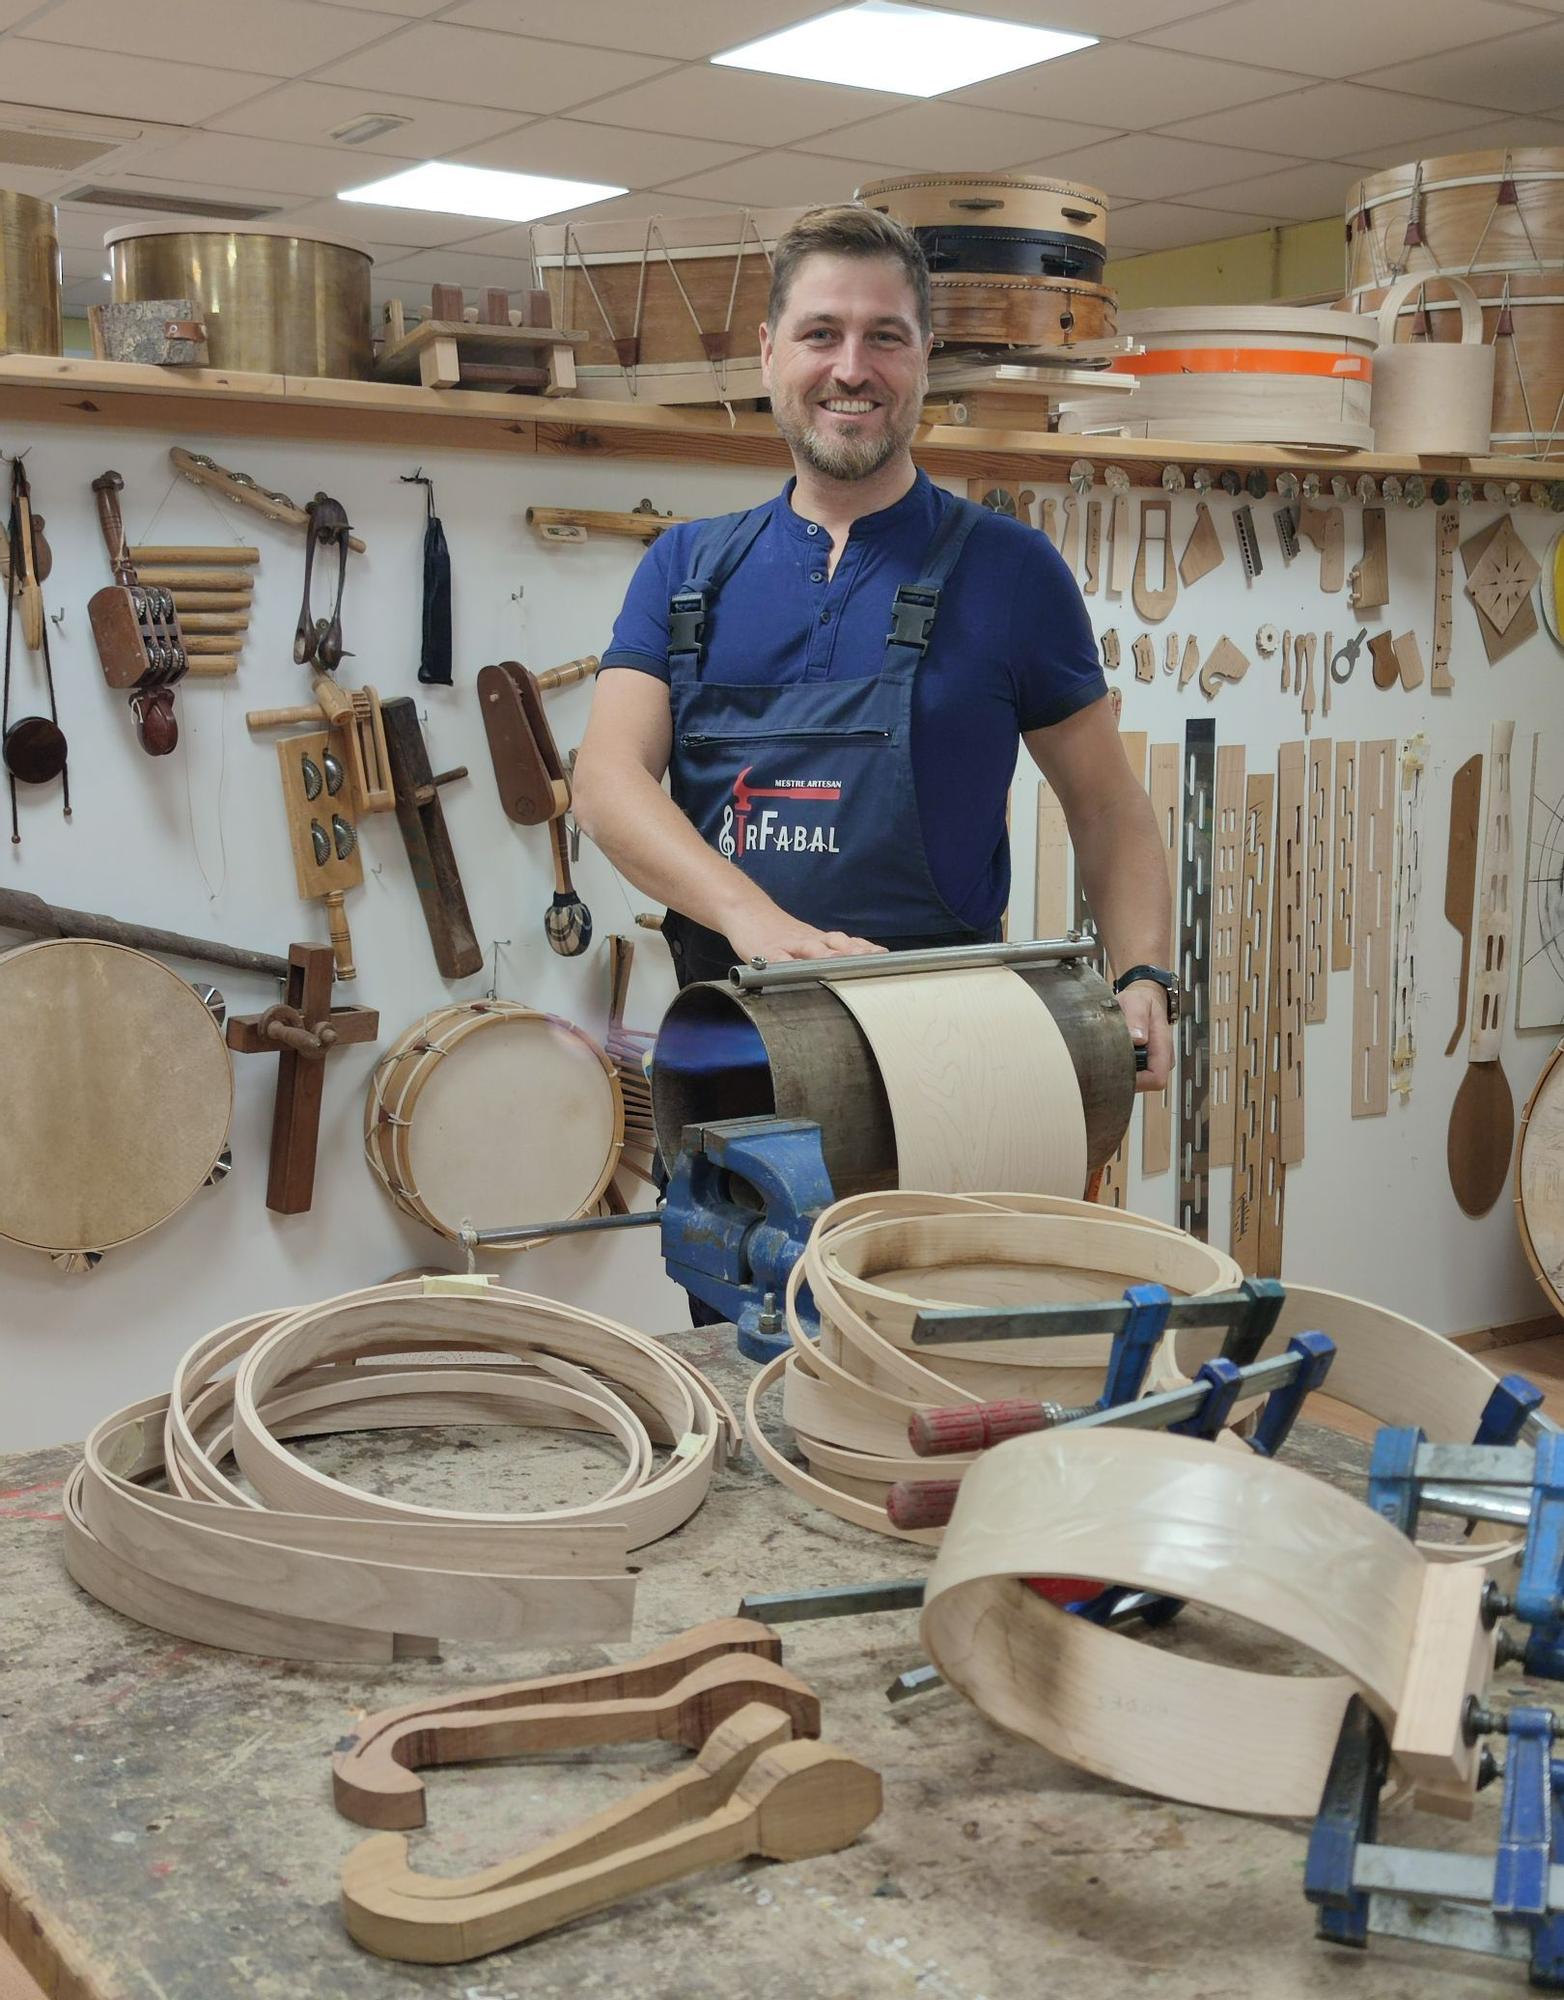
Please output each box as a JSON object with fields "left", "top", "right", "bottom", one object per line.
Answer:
{"left": 0, "top": 1326, "right": 1526, "bottom": 2000}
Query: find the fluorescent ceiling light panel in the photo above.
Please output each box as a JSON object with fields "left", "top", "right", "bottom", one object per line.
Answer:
{"left": 339, "top": 161, "right": 625, "bottom": 223}
{"left": 712, "top": 1, "right": 1093, "bottom": 97}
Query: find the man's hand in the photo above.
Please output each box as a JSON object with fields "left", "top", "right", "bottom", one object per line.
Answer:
{"left": 1115, "top": 980, "right": 1174, "bottom": 1091}
{"left": 726, "top": 911, "right": 886, "bottom": 965}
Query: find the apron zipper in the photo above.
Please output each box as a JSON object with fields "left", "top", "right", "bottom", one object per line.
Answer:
{"left": 679, "top": 727, "right": 891, "bottom": 747}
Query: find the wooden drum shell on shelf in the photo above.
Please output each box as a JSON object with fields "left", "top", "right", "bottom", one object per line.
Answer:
{"left": 1344, "top": 148, "right": 1564, "bottom": 296}
{"left": 927, "top": 272, "right": 1117, "bottom": 351}
{"left": 0, "top": 939, "right": 232, "bottom": 1259}
{"left": 856, "top": 173, "right": 1109, "bottom": 250}
{"left": 364, "top": 1001, "right": 622, "bottom": 1247}
{"left": 1517, "top": 1039, "right": 1564, "bottom": 1317}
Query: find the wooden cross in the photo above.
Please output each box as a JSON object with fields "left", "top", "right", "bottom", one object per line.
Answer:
{"left": 225, "top": 942, "right": 379, "bottom": 1214}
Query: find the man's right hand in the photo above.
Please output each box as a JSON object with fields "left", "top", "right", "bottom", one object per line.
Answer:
{"left": 726, "top": 910, "right": 887, "bottom": 965}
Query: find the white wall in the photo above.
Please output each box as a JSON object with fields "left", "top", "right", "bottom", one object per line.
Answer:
{"left": 0, "top": 415, "right": 1556, "bottom": 1450}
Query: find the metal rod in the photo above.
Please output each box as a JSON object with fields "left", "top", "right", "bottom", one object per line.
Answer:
{"left": 0, "top": 886, "right": 292, "bottom": 982}
{"left": 914, "top": 1287, "right": 1261, "bottom": 1346}
{"left": 471, "top": 1208, "right": 662, "bottom": 1249}
{"left": 1417, "top": 1482, "right": 1534, "bottom": 1529}
{"left": 737, "top": 1579, "right": 925, "bottom": 1622}
{"left": 727, "top": 934, "right": 1092, "bottom": 991}
{"left": 1060, "top": 1350, "right": 1310, "bottom": 1434}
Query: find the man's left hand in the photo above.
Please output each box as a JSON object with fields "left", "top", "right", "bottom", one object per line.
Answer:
{"left": 1115, "top": 980, "right": 1174, "bottom": 1092}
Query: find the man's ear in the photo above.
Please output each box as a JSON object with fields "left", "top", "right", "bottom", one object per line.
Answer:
{"left": 758, "top": 319, "right": 774, "bottom": 386}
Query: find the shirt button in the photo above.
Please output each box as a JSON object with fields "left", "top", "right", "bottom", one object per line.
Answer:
{"left": 810, "top": 571, "right": 823, "bottom": 583}
{"left": 806, "top": 524, "right": 819, "bottom": 536}
{"left": 820, "top": 610, "right": 832, "bottom": 624}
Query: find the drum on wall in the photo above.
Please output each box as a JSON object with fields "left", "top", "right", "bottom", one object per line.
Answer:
{"left": 0, "top": 939, "right": 232, "bottom": 1268}
{"left": 364, "top": 1001, "right": 623, "bottom": 1247}
{"left": 1517, "top": 1038, "right": 1564, "bottom": 1318}
{"left": 529, "top": 208, "right": 801, "bottom": 403}
{"left": 1343, "top": 148, "right": 1564, "bottom": 459}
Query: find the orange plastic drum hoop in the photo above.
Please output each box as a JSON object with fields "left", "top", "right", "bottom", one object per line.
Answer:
{"left": 0, "top": 938, "right": 231, "bottom": 1260}
{"left": 364, "top": 1001, "right": 623, "bottom": 1248}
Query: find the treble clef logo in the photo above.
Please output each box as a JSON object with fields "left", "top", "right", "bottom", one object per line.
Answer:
{"left": 718, "top": 805, "right": 736, "bottom": 858}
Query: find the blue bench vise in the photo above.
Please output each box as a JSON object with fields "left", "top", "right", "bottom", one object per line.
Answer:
{"left": 660, "top": 1115, "right": 835, "bottom": 1361}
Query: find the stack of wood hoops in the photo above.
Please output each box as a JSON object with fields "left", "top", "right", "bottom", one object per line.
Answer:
{"left": 1344, "top": 146, "right": 1564, "bottom": 459}
{"left": 63, "top": 1279, "right": 737, "bottom": 1662}
{"left": 855, "top": 173, "right": 1116, "bottom": 352}
{"left": 745, "top": 1190, "right": 1531, "bottom": 1573}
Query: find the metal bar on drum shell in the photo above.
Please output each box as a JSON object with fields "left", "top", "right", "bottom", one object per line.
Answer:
{"left": 728, "top": 934, "right": 1094, "bottom": 991}
{"left": 471, "top": 1208, "right": 662, "bottom": 1249}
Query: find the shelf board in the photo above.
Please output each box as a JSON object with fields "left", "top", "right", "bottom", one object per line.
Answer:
{"left": 1, "top": 352, "right": 1560, "bottom": 495}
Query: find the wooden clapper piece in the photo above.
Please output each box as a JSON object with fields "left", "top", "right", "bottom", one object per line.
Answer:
{"left": 246, "top": 678, "right": 392, "bottom": 816}
{"left": 476, "top": 659, "right": 592, "bottom": 956}
{"left": 225, "top": 942, "right": 378, "bottom": 1214}
{"left": 334, "top": 1617, "right": 788, "bottom": 1829}
{"left": 276, "top": 730, "right": 362, "bottom": 978}
{"left": 341, "top": 1731, "right": 882, "bottom": 1965}
{"left": 378, "top": 696, "right": 482, "bottom": 980}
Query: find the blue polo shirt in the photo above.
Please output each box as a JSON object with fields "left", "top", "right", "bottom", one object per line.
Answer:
{"left": 601, "top": 471, "right": 1105, "bottom": 930}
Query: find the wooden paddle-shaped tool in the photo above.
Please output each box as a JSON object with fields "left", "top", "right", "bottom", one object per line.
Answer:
{"left": 1443, "top": 753, "right": 1482, "bottom": 1057}
{"left": 476, "top": 658, "right": 592, "bottom": 956}
{"left": 341, "top": 1739, "right": 883, "bottom": 1963}
{"left": 1448, "top": 723, "right": 1517, "bottom": 1216}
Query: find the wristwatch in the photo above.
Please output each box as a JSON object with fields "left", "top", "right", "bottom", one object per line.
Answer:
{"left": 1112, "top": 964, "right": 1180, "bottom": 1022}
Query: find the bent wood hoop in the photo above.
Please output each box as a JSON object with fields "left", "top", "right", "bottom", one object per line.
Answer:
{"left": 365, "top": 1002, "right": 622, "bottom": 1245}
{"left": 0, "top": 938, "right": 231, "bottom": 1259}
{"left": 1518, "top": 1040, "right": 1564, "bottom": 1316}
{"left": 857, "top": 172, "right": 1109, "bottom": 248}
{"left": 927, "top": 272, "right": 1116, "bottom": 351}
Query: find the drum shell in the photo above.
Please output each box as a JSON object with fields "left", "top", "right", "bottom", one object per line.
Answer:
{"left": 917, "top": 225, "right": 1105, "bottom": 284}
{"left": 929, "top": 274, "right": 1116, "bottom": 351}
{"left": 651, "top": 960, "right": 1132, "bottom": 1197}
{"left": 857, "top": 173, "right": 1109, "bottom": 250}
{"left": 532, "top": 208, "right": 798, "bottom": 373}
{"left": 106, "top": 223, "right": 373, "bottom": 379}
{"left": 0, "top": 189, "right": 61, "bottom": 357}
{"left": 1517, "top": 1040, "right": 1564, "bottom": 1318}
{"left": 1344, "top": 147, "right": 1564, "bottom": 296}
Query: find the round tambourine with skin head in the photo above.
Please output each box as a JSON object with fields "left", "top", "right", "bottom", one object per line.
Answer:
{"left": 0, "top": 939, "right": 232, "bottom": 1266}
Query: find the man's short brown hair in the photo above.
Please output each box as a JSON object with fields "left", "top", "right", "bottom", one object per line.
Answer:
{"left": 767, "top": 204, "right": 931, "bottom": 340}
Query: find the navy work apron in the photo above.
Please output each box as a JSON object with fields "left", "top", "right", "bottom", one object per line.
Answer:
{"left": 662, "top": 494, "right": 998, "bottom": 986}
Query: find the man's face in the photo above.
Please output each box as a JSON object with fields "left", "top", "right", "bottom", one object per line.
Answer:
{"left": 759, "top": 252, "right": 931, "bottom": 483}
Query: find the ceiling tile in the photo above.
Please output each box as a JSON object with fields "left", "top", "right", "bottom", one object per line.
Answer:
{"left": 59, "top": 245, "right": 109, "bottom": 280}
{"left": 17, "top": 0, "right": 395, "bottom": 75}
{"left": 1138, "top": 0, "right": 1551, "bottom": 79}
{"left": 452, "top": 118, "right": 754, "bottom": 188}
{"left": 0, "top": 38, "right": 276, "bottom": 120}
{"left": 1158, "top": 81, "right": 1496, "bottom": 158}
{"left": 656, "top": 150, "right": 879, "bottom": 208}
{"left": 61, "top": 276, "right": 110, "bottom": 310}
{"left": 1179, "top": 158, "right": 1362, "bottom": 223}
{"left": 203, "top": 81, "right": 528, "bottom": 160}
{"left": 1337, "top": 110, "right": 1564, "bottom": 167}
{"left": 438, "top": 190, "right": 737, "bottom": 255}
{"left": 1360, "top": 20, "right": 1564, "bottom": 114}
{"left": 0, "top": 0, "right": 54, "bottom": 26}
{"left": 368, "top": 244, "right": 535, "bottom": 292}
{"left": 1101, "top": 201, "right": 1289, "bottom": 253}
{"left": 120, "top": 132, "right": 409, "bottom": 200}
{"left": 0, "top": 163, "right": 69, "bottom": 196}
{"left": 922, "top": 0, "right": 1235, "bottom": 32}
{"left": 954, "top": 44, "right": 1300, "bottom": 126}
{"left": 569, "top": 68, "right": 906, "bottom": 148}
{"left": 814, "top": 102, "right": 1121, "bottom": 172}
{"left": 315, "top": 0, "right": 450, "bottom": 15}
{"left": 1024, "top": 131, "right": 1307, "bottom": 200}
{"left": 446, "top": 0, "right": 827, "bottom": 60}
{"left": 269, "top": 195, "right": 496, "bottom": 248}
{"left": 315, "top": 24, "right": 675, "bottom": 115}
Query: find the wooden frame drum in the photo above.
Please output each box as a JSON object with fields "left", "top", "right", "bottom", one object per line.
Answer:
{"left": 0, "top": 939, "right": 231, "bottom": 1264}
{"left": 1517, "top": 1038, "right": 1564, "bottom": 1317}
{"left": 364, "top": 1001, "right": 622, "bottom": 1247}
{"left": 856, "top": 173, "right": 1109, "bottom": 250}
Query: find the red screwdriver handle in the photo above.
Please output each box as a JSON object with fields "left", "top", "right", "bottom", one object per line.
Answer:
{"left": 909, "top": 1397, "right": 1053, "bottom": 1458}
{"left": 886, "top": 1477, "right": 962, "bottom": 1531}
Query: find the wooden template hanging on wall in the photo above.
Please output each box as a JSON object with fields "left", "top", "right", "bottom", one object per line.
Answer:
{"left": 1177, "top": 719, "right": 1215, "bottom": 1240}
{"left": 1351, "top": 740, "right": 1397, "bottom": 1120}
{"left": 1304, "top": 739, "right": 1332, "bottom": 1025}
{"left": 1462, "top": 516, "right": 1539, "bottom": 667}
{"left": 1231, "top": 774, "right": 1275, "bottom": 1276}
{"left": 1208, "top": 745, "right": 1246, "bottom": 1171}
{"left": 1448, "top": 721, "right": 1517, "bottom": 1217}
{"left": 1332, "top": 741, "right": 1358, "bottom": 974}
{"left": 1432, "top": 507, "right": 1458, "bottom": 695}
{"left": 1444, "top": 752, "right": 1484, "bottom": 1056}
{"left": 1516, "top": 731, "right": 1564, "bottom": 1031}
{"left": 1390, "top": 736, "right": 1428, "bottom": 1102}
{"left": 1142, "top": 742, "right": 1180, "bottom": 1180}
{"left": 1274, "top": 742, "right": 1307, "bottom": 1166}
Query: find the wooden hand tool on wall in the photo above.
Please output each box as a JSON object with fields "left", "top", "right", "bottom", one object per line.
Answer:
{"left": 527, "top": 503, "right": 686, "bottom": 545}
{"left": 477, "top": 658, "right": 592, "bottom": 957}
{"left": 342, "top": 1738, "right": 881, "bottom": 1964}
{"left": 378, "top": 696, "right": 482, "bottom": 980}
{"left": 128, "top": 544, "right": 258, "bottom": 677}
{"left": 276, "top": 730, "right": 362, "bottom": 978}
{"left": 169, "top": 447, "right": 367, "bottom": 553}
{"left": 247, "top": 678, "right": 392, "bottom": 815}
{"left": 225, "top": 942, "right": 378, "bottom": 1213}
{"left": 9, "top": 454, "right": 45, "bottom": 651}
{"left": 0, "top": 884, "right": 292, "bottom": 980}
{"left": 87, "top": 471, "right": 187, "bottom": 757}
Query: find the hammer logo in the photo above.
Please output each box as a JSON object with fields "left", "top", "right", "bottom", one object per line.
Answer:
{"left": 729, "top": 764, "right": 842, "bottom": 857}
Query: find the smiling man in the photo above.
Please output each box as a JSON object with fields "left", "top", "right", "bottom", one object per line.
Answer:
{"left": 573, "top": 203, "right": 1176, "bottom": 1090}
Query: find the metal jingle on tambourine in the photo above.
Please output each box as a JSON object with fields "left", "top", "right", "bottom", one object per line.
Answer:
{"left": 301, "top": 752, "right": 324, "bottom": 800}
{"left": 2, "top": 714, "right": 68, "bottom": 784}
{"left": 322, "top": 747, "right": 346, "bottom": 795}
{"left": 331, "top": 813, "right": 357, "bottom": 860}
{"left": 310, "top": 817, "right": 330, "bottom": 866}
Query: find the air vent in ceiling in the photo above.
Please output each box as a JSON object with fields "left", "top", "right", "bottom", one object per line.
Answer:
{"left": 61, "top": 186, "right": 284, "bottom": 221}
{"left": 0, "top": 128, "right": 119, "bottom": 171}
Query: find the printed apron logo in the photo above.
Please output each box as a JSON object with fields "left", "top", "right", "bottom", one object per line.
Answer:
{"left": 719, "top": 764, "right": 843, "bottom": 858}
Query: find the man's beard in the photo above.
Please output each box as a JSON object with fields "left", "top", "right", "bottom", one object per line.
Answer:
{"left": 771, "top": 380, "right": 924, "bottom": 482}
